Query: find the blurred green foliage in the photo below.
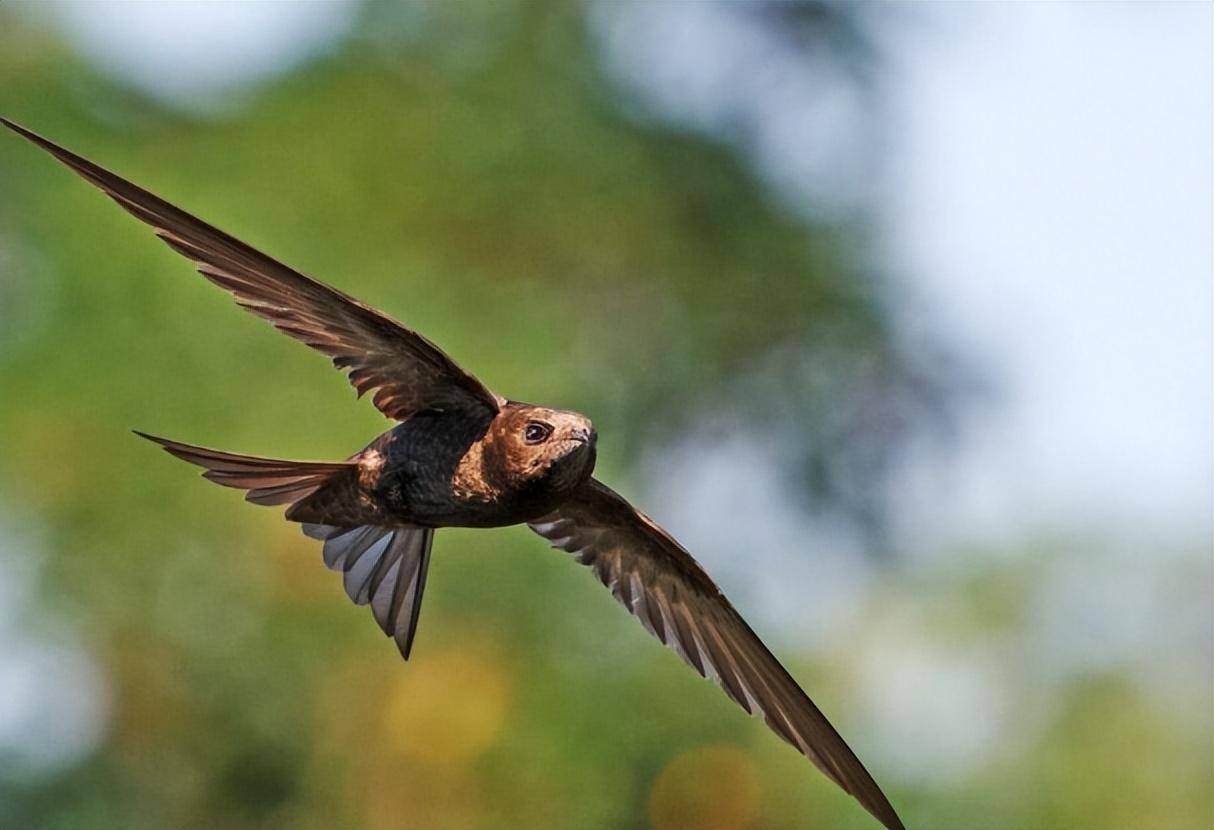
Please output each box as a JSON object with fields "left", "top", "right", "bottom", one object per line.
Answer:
{"left": 0, "top": 3, "right": 1207, "bottom": 830}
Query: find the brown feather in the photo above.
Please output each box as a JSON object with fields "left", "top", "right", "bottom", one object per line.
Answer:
{"left": 529, "top": 478, "right": 906, "bottom": 830}
{"left": 132, "top": 431, "right": 368, "bottom": 519}
{"left": 0, "top": 117, "right": 501, "bottom": 423}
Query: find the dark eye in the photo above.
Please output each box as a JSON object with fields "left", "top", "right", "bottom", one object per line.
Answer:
{"left": 523, "top": 421, "right": 552, "bottom": 444}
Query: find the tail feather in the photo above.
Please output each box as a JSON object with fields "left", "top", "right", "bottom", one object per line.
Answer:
{"left": 135, "top": 431, "right": 356, "bottom": 507}
{"left": 138, "top": 431, "right": 434, "bottom": 659}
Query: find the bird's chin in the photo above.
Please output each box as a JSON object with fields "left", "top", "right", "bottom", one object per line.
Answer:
{"left": 548, "top": 443, "right": 596, "bottom": 491}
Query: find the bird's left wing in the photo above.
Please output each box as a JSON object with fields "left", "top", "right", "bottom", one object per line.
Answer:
{"left": 529, "top": 478, "right": 905, "bottom": 830}
{"left": 1, "top": 118, "right": 501, "bottom": 422}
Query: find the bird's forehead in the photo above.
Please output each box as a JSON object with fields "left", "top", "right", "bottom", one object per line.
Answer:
{"left": 507, "top": 403, "right": 590, "bottom": 426}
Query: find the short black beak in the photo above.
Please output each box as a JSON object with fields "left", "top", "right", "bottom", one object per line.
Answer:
{"left": 572, "top": 427, "right": 596, "bottom": 445}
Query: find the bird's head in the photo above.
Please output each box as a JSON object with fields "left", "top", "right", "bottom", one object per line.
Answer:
{"left": 490, "top": 403, "right": 597, "bottom": 493}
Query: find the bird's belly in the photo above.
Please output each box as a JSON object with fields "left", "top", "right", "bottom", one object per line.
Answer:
{"left": 377, "top": 472, "right": 566, "bottom": 529}
{"left": 372, "top": 475, "right": 523, "bottom": 529}
{"left": 384, "top": 497, "right": 544, "bottom": 530}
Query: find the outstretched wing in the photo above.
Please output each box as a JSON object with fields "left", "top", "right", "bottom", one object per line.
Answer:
{"left": 1, "top": 117, "right": 500, "bottom": 422}
{"left": 529, "top": 479, "right": 905, "bottom": 830}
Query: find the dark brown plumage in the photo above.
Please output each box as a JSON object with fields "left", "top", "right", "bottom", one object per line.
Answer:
{"left": 2, "top": 117, "right": 906, "bottom": 830}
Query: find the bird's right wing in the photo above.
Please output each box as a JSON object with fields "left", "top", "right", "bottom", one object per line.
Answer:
{"left": 1, "top": 118, "right": 501, "bottom": 422}
{"left": 529, "top": 478, "right": 905, "bottom": 830}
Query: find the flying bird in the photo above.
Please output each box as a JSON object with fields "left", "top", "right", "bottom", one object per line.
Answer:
{"left": 2, "top": 117, "right": 906, "bottom": 830}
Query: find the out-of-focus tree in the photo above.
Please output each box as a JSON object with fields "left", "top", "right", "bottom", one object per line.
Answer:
{"left": 9, "top": 4, "right": 1202, "bottom": 830}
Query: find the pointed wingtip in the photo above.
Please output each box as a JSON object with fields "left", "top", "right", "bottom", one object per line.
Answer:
{"left": 877, "top": 807, "right": 907, "bottom": 830}
{"left": 864, "top": 792, "right": 907, "bottom": 830}
{"left": 1, "top": 117, "right": 58, "bottom": 151}
{"left": 132, "top": 429, "right": 167, "bottom": 446}
{"left": 0, "top": 117, "right": 110, "bottom": 184}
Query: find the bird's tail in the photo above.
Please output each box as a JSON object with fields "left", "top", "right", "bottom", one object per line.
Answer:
{"left": 134, "top": 431, "right": 357, "bottom": 510}
{"left": 137, "top": 431, "right": 434, "bottom": 658}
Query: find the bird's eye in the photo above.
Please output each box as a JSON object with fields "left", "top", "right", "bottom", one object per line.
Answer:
{"left": 523, "top": 421, "right": 552, "bottom": 445}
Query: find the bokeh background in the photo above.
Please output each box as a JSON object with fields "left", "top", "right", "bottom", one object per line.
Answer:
{"left": 0, "top": 2, "right": 1209, "bottom": 829}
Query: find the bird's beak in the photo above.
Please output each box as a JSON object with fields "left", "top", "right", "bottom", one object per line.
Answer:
{"left": 571, "top": 427, "right": 596, "bottom": 446}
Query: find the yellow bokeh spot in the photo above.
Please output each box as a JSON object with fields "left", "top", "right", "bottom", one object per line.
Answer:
{"left": 8, "top": 410, "right": 93, "bottom": 506}
{"left": 649, "top": 745, "right": 762, "bottom": 830}
{"left": 381, "top": 645, "right": 513, "bottom": 765}
{"left": 361, "top": 760, "right": 486, "bottom": 830}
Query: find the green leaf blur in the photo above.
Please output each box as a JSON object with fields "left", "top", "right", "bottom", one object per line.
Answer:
{"left": 0, "top": 4, "right": 1207, "bottom": 830}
